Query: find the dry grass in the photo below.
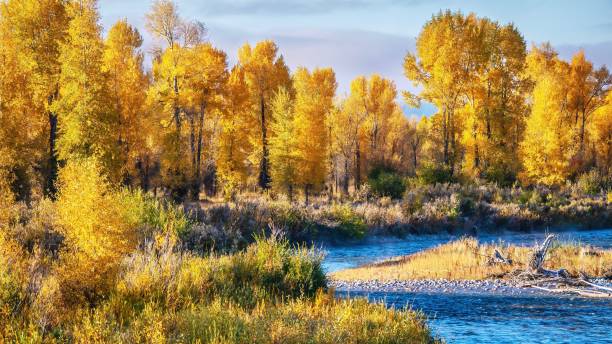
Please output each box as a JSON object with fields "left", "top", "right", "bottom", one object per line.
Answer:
{"left": 332, "top": 237, "right": 612, "bottom": 281}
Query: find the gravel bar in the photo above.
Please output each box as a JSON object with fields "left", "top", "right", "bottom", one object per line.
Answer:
{"left": 329, "top": 278, "right": 612, "bottom": 296}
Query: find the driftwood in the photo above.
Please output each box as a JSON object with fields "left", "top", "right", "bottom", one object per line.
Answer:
{"left": 508, "top": 234, "right": 611, "bottom": 298}
{"left": 530, "top": 285, "right": 611, "bottom": 298}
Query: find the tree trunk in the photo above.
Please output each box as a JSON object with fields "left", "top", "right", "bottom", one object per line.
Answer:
{"left": 137, "top": 155, "right": 150, "bottom": 192}
{"left": 304, "top": 184, "right": 310, "bottom": 206}
{"left": 258, "top": 95, "right": 270, "bottom": 189}
{"left": 580, "top": 111, "right": 587, "bottom": 154}
{"left": 194, "top": 103, "right": 205, "bottom": 200}
{"left": 45, "top": 111, "right": 58, "bottom": 198}
{"left": 45, "top": 88, "right": 59, "bottom": 199}
{"left": 528, "top": 234, "right": 555, "bottom": 272}
{"left": 443, "top": 107, "right": 449, "bottom": 167}
{"left": 412, "top": 144, "right": 418, "bottom": 172}
{"left": 189, "top": 112, "right": 196, "bottom": 177}
{"left": 354, "top": 141, "right": 361, "bottom": 190}
{"left": 343, "top": 158, "right": 350, "bottom": 196}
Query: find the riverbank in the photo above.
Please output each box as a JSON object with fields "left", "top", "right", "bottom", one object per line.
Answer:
{"left": 184, "top": 183, "right": 611, "bottom": 251}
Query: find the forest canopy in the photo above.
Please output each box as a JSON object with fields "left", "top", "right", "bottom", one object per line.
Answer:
{"left": 0, "top": 1, "right": 610, "bottom": 205}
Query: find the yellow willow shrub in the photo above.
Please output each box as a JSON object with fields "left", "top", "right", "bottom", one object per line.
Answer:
{"left": 0, "top": 168, "right": 16, "bottom": 228}
{"left": 0, "top": 232, "right": 27, "bottom": 325}
{"left": 55, "top": 157, "right": 145, "bottom": 304}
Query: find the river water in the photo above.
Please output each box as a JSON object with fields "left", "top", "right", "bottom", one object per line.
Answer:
{"left": 324, "top": 228, "right": 612, "bottom": 343}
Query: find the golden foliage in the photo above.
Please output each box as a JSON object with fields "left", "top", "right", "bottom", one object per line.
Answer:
{"left": 55, "top": 158, "right": 144, "bottom": 302}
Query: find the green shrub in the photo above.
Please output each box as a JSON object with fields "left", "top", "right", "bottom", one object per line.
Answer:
{"left": 367, "top": 167, "right": 406, "bottom": 199}
{"left": 517, "top": 190, "right": 532, "bottom": 205}
{"left": 417, "top": 164, "right": 455, "bottom": 185}
{"left": 328, "top": 205, "right": 367, "bottom": 239}
{"left": 458, "top": 196, "right": 476, "bottom": 216}
{"left": 482, "top": 165, "right": 516, "bottom": 188}
{"left": 403, "top": 191, "right": 424, "bottom": 215}
{"left": 142, "top": 197, "right": 192, "bottom": 238}
{"left": 576, "top": 170, "right": 610, "bottom": 195}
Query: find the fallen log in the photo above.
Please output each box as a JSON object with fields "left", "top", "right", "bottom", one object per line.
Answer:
{"left": 579, "top": 279, "right": 612, "bottom": 293}
{"left": 531, "top": 285, "right": 611, "bottom": 298}
{"left": 510, "top": 234, "right": 612, "bottom": 298}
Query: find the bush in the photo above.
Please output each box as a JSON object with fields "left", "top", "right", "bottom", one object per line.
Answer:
{"left": 117, "top": 236, "right": 326, "bottom": 310}
{"left": 482, "top": 165, "right": 516, "bottom": 188}
{"left": 142, "top": 197, "right": 192, "bottom": 240}
{"left": 576, "top": 170, "right": 610, "bottom": 195}
{"left": 417, "top": 164, "right": 455, "bottom": 185}
{"left": 0, "top": 233, "right": 26, "bottom": 323}
{"left": 327, "top": 205, "right": 367, "bottom": 239}
{"left": 367, "top": 167, "right": 406, "bottom": 199}
{"left": 55, "top": 158, "right": 147, "bottom": 305}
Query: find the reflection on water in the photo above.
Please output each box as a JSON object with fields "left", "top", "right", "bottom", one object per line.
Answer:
{"left": 326, "top": 228, "right": 612, "bottom": 344}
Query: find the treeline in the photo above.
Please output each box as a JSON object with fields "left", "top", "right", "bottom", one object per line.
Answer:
{"left": 1, "top": 1, "right": 610, "bottom": 205}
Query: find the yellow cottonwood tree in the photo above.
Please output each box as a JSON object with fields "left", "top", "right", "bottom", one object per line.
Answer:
{"left": 102, "top": 19, "right": 149, "bottom": 185}
{"left": 182, "top": 43, "right": 228, "bottom": 198}
{"left": 461, "top": 21, "right": 528, "bottom": 184}
{"left": 269, "top": 88, "right": 299, "bottom": 200}
{"left": 149, "top": 46, "right": 190, "bottom": 198}
{"left": 217, "top": 66, "right": 252, "bottom": 198}
{"left": 404, "top": 11, "right": 476, "bottom": 174}
{"left": 238, "top": 40, "right": 291, "bottom": 189}
{"left": 565, "top": 51, "right": 611, "bottom": 169}
{"left": 344, "top": 75, "right": 397, "bottom": 182}
{"left": 52, "top": 0, "right": 118, "bottom": 175}
{"left": 590, "top": 93, "right": 612, "bottom": 176}
{"left": 330, "top": 99, "right": 363, "bottom": 195}
{"left": 520, "top": 45, "right": 574, "bottom": 185}
{"left": 521, "top": 45, "right": 611, "bottom": 185}
{"left": 293, "top": 67, "right": 337, "bottom": 203}
{"left": 0, "top": 0, "right": 68, "bottom": 198}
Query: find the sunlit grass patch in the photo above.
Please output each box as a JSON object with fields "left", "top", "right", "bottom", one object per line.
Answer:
{"left": 332, "top": 237, "right": 612, "bottom": 281}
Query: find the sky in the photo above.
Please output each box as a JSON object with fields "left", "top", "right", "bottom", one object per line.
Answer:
{"left": 99, "top": 0, "right": 612, "bottom": 117}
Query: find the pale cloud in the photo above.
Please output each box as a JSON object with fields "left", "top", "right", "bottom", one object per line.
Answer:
{"left": 196, "top": 0, "right": 424, "bottom": 15}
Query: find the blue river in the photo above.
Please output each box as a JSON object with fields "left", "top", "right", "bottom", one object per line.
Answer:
{"left": 324, "top": 228, "right": 612, "bottom": 343}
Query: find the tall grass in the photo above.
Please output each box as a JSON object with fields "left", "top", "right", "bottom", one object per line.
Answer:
{"left": 0, "top": 202, "right": 437, "bottom": 343}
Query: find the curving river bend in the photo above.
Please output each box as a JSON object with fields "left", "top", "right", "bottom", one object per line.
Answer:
{"left": 323, "top": 229, "right": 612, "bottom": 344}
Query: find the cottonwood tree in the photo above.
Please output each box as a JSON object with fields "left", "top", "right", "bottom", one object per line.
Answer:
{"left": 102, "top": 19, "right": 150, "bottom": 186}
{"left": 217, "top": 67, "right": 251, "bottom": 199}
{"left": 521, "top": 45, "right": 611, "bottom": 185}
{"left": 520, "top": 45, "right": 577, "bottom": 185}
{"left": 269, "top": 88, "right": 299, "bottom": 201}
{"left": 238, "top": 40, "right": 291, "bottom": 190}
{"left": 53, "top": 0, "right": 119, "bottom": 177}
{"left": 293, "top": 67, "right": 337, "bottom": 204}
{"left": 461, "top": 20, "right": 528, "bottom": 184}
{"left": 182, "top": 44, "right": 227, "bottom": 199}
{"left": 0, "top": 0, "right": 68, "bottom": 199}
{"left": 404, "top": 11, "right": 480, "bottom": 175}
